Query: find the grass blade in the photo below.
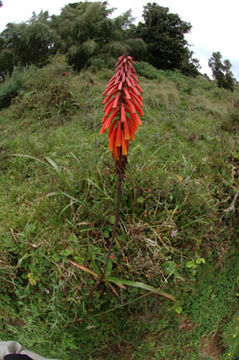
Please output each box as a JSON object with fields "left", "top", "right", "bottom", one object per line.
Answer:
{"left": 87, "top": 178, "right": 113, "bottom": 202}
{"left": 106, "top": 276, "right": 176, "bottom": 302}
{"left": 13, "top": 153, "right": 45, "bottom": 164}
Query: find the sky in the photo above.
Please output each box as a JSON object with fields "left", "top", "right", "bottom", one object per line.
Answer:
{"left": 0, "top": 0, "right": 239, "bottom": 79}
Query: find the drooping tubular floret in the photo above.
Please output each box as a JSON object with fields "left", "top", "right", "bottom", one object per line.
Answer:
{"left": 100, "top": 55, "right": 143, "bottom": 160}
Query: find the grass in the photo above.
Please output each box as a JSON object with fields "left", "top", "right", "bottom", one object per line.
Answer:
{"left": 0, "top": 61, "right": 239, "bottom": 359}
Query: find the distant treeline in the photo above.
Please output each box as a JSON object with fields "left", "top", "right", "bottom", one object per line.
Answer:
{"left": 0, "top": 1, "right": 200, "bottom": 81}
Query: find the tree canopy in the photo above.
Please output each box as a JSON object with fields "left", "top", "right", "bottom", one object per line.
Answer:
{"left": 208, "top": 51, "right": 236, "bottom": 91}
{"left": 0, "top": 1, "right": 201, "bottom": 79}
{"left": 132, "top": 3, "right": 198, "bottom": 74}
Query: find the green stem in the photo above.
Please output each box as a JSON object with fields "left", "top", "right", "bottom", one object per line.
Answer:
{"left": 103, "top": 172, "right": 122, "bottom": 275}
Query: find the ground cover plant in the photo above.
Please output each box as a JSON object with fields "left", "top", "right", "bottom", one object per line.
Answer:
{"left": 0, "top": 59, "right": 239, "bottom": 359}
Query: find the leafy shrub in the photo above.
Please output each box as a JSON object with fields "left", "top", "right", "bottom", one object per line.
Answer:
{"left": 221, "top": 110, "right": 239, "bottom": 132}
{"left": 104, "top": 41, "right": 127, "bottom": 58}
{"left": 68, "top": 40, "right": 97, "bottom": 71}
{"left": 0, "top": 69, "right": 25, "bottom": 109}
{"left": 126, "top": 38, "right": 147, "bottom": 60}
{"left": 97, "top": 68, "right": 114, "bottom": 80}
{"left": 7, "top": 56, "right": 75, "bottom": 121}
{"left": 134, "top": 61, "right": 162, "bottom": 80}
{"left": 24, "top": 55, "right": 72, "bottom": 91}
{"left": 12, "top": 79, "right": 76, "bottom": 121}
{"left": 88, "top": 57, "right": 106, "bottom": 72}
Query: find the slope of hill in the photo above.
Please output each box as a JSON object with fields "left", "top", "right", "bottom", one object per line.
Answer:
{"left": 0, "top": 61, "right": 239, "bottom": 359}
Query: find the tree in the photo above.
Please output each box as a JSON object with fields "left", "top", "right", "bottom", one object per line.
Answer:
{"left": 224, "top": 59, "right": 236, "bottom": 91}
{"left": 22, "top": 22, "right": 59, "bottom": 66}
{"left": 0, "top": 12, "right": 59, "bottom": 72}
{"left": 0, "top": 48, "right": 15, "bottom": 81}
{"left": 51, "top": 2, "right": 136, "bottom": 71}
{"left": 208, "top": 52, "right": 236, "bottom": 91}
{"left": 50, "top": 2, "right": 115, "bottom": 70}
{"left": 51, "top": 2, "right": 114, "bottom": 50}
{"left": 131, "top": 3, "right": 199, "bottom": 75}
{"left": 0, "top": 1, "right": 201, "bottom": 75}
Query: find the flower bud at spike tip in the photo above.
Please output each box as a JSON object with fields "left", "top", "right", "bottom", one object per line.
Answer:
{"left": 99, "top": 54, "right": 143, "bottom": 161}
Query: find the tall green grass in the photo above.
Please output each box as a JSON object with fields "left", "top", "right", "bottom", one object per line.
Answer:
{"left": 0, "top": 62, "right": 238, "bottom": 359}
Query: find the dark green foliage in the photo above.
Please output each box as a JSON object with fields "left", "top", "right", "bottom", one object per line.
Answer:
{"left": 68, "top": 40, "right": 97, "bottom": 71}
{"left": 0, "top": 12, "right": 59, "bottom": 80}
{"left": 88, "top": 57, "right": 106, "bottom": 72}
{"left": 21, "top": 22, "right": 59, "bottom": 67}
{"left": 125, "top": 38, "right": 147, "bottom": 60}
{"left": 132, "top": 3, "right": 199, "bottom": 76}
{"left": 0, "top": 49, "right": 15, "bottom": 81}
{"left": 50, "top": 2, "right": 135, "bottom": 71}
{"left": 0, "top": 69, "right": 25, "bottom": 108}
{"left": 51, "top": 1, "right": 116, "bottom": 70}
{"left": 0, "top": 1, "right": 200, "bottom": 78}
{"left": 224, "top": 59, "right": 236, "bottom": 91}
{"left": 209, "top": 51, "right": 236, "bottom": 91}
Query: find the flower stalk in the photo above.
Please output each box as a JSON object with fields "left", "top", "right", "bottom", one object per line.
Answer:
{"left": 100, "top": 54, "right": 143, "bottom": 275}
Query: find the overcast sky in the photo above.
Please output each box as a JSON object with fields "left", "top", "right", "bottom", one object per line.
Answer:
{"left": 0, "top": 0, "right": 239, "bottom": 79}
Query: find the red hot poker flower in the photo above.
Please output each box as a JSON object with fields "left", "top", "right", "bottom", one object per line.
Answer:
{"left": 100, "top": 55, "right": 143, "bottom": 161}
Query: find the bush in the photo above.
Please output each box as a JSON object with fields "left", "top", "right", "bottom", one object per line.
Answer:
{"left": 10, "top": 58, "right": 75, "bottom": 121}
{"left": 134, "top": 61, "right": 162, "bottom": 80}
{"left": 24, "top": 55, "right": 72, "bottom": 91}
{"left": 0, "top": 69, "right": 25, "bottom": 109}
{"left": 12, "top": 79, "right": 76, "bottom": 122}
{"left": 68, "top": 41, "right": 97, "bottom": 71}
{"left": 126, "top": 38, "right": 147, "bottom": 60}
{"left": 103, "top": 41, "right": 127, "bottom": 58}
{"left": 221, "top": 110, "right": 239, "bottom": 132}
{"left": 88, "top": 57, "right": 106, "bottom": 72}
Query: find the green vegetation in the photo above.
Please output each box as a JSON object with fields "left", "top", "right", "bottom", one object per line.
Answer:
{"left": 131, "top": 3, "right": 199, "bottom": 75}
{"left": 0, "top": 1, "right": 199, "bottom": 80}
{"left": 0, "top": 58, "right": 239, "bottom": 359}
{"left": 0, "top": 68, "right": 25, "bottom": 108}
{"left": 209, "top": 52, "right": 236, "bottom": 91}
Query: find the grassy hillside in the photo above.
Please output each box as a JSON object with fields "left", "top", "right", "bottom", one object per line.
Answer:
{"left": 0, "top": 60, "right": 239, "bottom": 360}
